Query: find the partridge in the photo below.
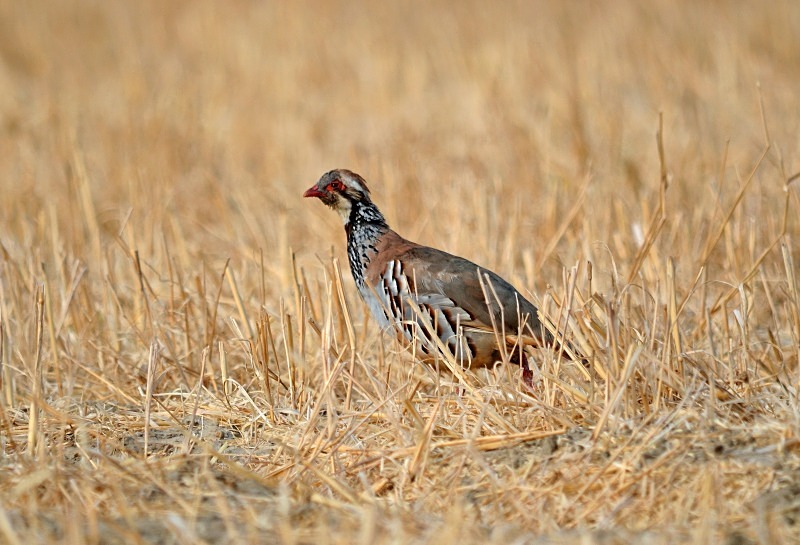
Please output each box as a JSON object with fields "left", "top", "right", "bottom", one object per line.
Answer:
{"left": 304, "top": 169, "right": 564, "bottom": 381}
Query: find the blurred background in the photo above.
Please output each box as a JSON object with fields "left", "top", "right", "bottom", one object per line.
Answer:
{"left": 2, "top": 0, "right": 797, "bottom": 292}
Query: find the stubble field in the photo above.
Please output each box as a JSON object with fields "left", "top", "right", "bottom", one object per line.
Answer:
{"left": 1, "top": 1, "right": 800, "bottom": 543}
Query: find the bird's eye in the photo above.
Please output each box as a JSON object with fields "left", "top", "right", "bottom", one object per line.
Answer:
{"left": 327, "top": 180, "right": 345, "bottom": 192}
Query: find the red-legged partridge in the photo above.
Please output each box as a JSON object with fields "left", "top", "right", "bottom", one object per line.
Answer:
{"left": 304, "top": 169, "right": 566, "bottom": 382}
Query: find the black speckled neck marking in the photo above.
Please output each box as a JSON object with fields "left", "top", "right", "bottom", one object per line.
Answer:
{"left": 345, "top": 201, "right": 388, "bottom": 287}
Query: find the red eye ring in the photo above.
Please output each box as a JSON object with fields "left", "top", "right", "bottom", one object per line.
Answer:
{"left": 327, "top": 180, "right": 345, "bottom": 192}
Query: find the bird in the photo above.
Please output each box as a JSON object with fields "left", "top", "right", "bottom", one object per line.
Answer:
{"left": 303, "top": 169, "right": 570, "bottom": 384}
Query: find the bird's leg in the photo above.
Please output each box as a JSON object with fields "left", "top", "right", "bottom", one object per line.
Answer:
{"left": 522, "top": 364, "right": 534, "bottom": 387}
{"left": 518, "top": 345, "right": 534, "bottom": 387}
{"left": 521, "top": 350, "right": 540, "bottom": 390}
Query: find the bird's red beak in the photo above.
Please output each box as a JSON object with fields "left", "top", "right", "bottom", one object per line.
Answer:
{"left": 303, "top": 185, "right": 325, "bottom": 198}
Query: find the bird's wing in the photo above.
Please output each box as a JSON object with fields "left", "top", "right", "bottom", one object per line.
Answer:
{"left": 401, "top": 246, "right": 546, "bottom": 342}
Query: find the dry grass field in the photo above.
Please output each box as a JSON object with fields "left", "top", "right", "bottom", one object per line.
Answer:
{"left": 1, "top": 1, "right": 800, "bottom": 543}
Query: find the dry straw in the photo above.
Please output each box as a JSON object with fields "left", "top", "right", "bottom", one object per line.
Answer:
{"left": 1, "top": 1, "right": 799, "bottom": 543}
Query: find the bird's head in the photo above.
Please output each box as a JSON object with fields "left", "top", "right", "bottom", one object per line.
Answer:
{"left": 303, "top": 169, "right": 373, "bottom": 224}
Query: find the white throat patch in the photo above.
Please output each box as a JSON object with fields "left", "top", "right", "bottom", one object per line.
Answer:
{"left": 336, "top": 198, "right": 352, "bottom": 224}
